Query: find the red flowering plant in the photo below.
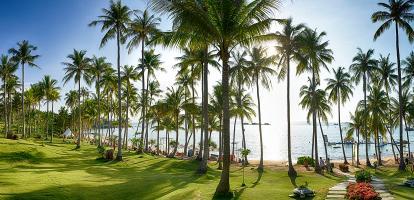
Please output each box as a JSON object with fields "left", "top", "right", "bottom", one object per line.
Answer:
{"left": 345, "top": 182, "right": 381, "bottom": 200}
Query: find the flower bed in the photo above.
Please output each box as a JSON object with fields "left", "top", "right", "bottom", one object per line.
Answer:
{"left": 345, "top": 182, "right": 380, "bottom": 200}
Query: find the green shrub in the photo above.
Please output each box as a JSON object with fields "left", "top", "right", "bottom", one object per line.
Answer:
{"left": 355, "top": 170, "right": 372, "bottom": 183}
{"left": 297, "top": 156, "right": 315, "bottom": 167}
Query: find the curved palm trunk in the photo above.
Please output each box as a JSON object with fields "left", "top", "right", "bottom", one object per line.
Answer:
{"left": 199, "top": 48, "right": 210, "bottom": 174}
{"left": 115, "top": 28, "right": 123, "bottom": 161}
{"left": 376, "top": 128, "right": 382, "bottom": 165}
{"left": 21, "top": 63, "right": 25, "bottom": 138}
{"left": 318, "top": 114, "right": 330, "bottom": 172}
{"left": 337, "top": 96, "right": 348, "bottom": 164}
{"left": 286, "top": 57, "right": 296, "bottom": 177}
{"left": 363, "top": 74, "right": 371, "bottom": 167}
{"left": 396, "top": 23, "right": 406, "bottom": 171}
{"left": 215, "top": 48, "right": 231, "bottom": 195}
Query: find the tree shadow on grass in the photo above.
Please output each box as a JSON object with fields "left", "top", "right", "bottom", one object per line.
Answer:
{"left": 250, "top": 169, "right": 263, "bottom": 188}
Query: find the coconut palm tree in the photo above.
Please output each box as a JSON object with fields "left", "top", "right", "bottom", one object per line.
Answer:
{"left": 350, "top": 48, "right": 378, "bottom": 167}
{"left": 8, "top": 40, "right": 39, "bottom": 138}
{"left": 65, "top": 90, "right": 78, "bottom": 133}
{"left": 270, "top": 17, "right": 305, "bottom": 178}
{"left": 296, "top": 28, "right": 334, "bottom": 173}
{"left": 127, "top": 9, "right": 161, "bottom": 152}
{"left": 247, "top": 46, "right": 276, "bottom": 171}
{"left": 347, "top": 109, "right": 364, "bottom": 165}
{"left": 164, "top": 86, "right": 186, "bottom": 157}
{"left": 377, "top": 54, "right": 399, "bottom": 162}
{"left": 152, "top": 0, "right": 279, "bottom": 193}
{"left": 0, "top": 55, "right": 18, "bottom": 137}
{"left": 403, "top": 52, "right": 414, "bottom": 88}
{"left": 233, "top": 89, "right": 256, "bottom": 165}
{"left": 90, "top": 0, "right": 133, "bottom": 160}
{"left": 121, "top": 65, "right": 140, "bottom": 149}
{"left": 372, "top": 0, "right": 414, "bottom": 170}
{"left": 89, "top": 56, "right": 111, "bottom": 146}
{"left": 367, "top": 86, "right": 388, "bottom": 165}
{"left": 40, "top": 75, "right": 60, "bottom": 141}
{"left": 49, "top": 89, "right": 60, "bottom": 143}
{"left": 62, "top": 49, "right": 91, "bottom": 149}
{"left": 101, "top": 68, "right": 117, "bottom": 145}
{"left": 140, "top": 50, "right": 164, "bottom": 150}
{"left": 326, "top": 67, "right": 353, "bottom": 164}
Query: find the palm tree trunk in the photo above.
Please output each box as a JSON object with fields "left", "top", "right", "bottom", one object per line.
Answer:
{"left": 157, "top": 120, "right": 160, "bottom": 155}
{"left": 218, "top": 115, "right": 223, "bottom": 170}
{"left": 97, "top": 78, "right": 101, "bottom": 147}
{"left": 3, "top": 83, "right": 5, "bottom": 137}
{"left": 357, "top": 129, "right": 360, "bottom": 165}
{"left": 21, "top": 63, "right": 25, "bottom": 138}
{"left": 77, "top": 80, "right": 81, "bottom": 149}
{"left": 191, "top": 76, "right": 196, "bottom": 156}
{"left": 363, "top": 74, "right": 371, "bottom": 167}
{"left": 404, "top": 117, "right": 411, "bottom": 160}
{"left": 215, "top": 48, "right": 231, "bottom": 195}
{"left": 396, "top": 23, "right": 406, "bottom": 171}
{"left": 312, "top": 69, "right": 321, "bottom": 173}
{"left": 231, "top": 116, "right": 237, "bottom": 160}
{"left": 318, "top": 114, "right": 330, "bottom": 172}
{"left": 184, "top": 95, "right": 189, "bottom": 156}
{"left": 51, "top": 101, "right": 54, "bottom": 143}
{"left": 197, "top": 71, "right": 204, "bottom": 161}
{"left": 377, "top": 129, "right": 382, "bottom": 165}
{"left": 256, "top": 76, "right": 264, "bottom": 171}
{"left": 145, "top": 74, "right": 150, "bottom": 150}
{"left": 199, "top": 47, "right": 210, "bottom": 173}
{"left": 140, "top": 38, "right": 146, "bottom": 152}
{"left": 286, "top": 56, "right": 296, "bottom": 177}
{"left": 338, "top": 95, "right": 348, "bottom": 164}
{"left": 115, "top": 28, "right": 123, "bottom": 161}
{"left": 241, "top": 116, "right": 248, "bottom": 164}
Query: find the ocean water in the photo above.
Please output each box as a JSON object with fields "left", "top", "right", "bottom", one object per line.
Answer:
{"left": 99, "top": 121, "right": 414, "bottom": 162}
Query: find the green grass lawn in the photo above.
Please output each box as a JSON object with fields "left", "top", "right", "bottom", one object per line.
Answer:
{"left": 371, "top": 167, "right": 414, "bottom": 200}
{"left": 0, "top": 138, "right": 343, "bottom": 200}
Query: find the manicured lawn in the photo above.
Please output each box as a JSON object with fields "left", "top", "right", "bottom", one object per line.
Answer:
{"left": 0, "top": 138, "right": 343, "bottom": 200}
{"left": 371, "top": 167, "right": 414, "bottom": 200}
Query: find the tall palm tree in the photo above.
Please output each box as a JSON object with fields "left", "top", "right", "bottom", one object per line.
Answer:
{"left": 270, "top": 18, "right": 305, "bottom": 177}
{"left": 347, "top": 109, "right": 364, "bottom": 166}
{"left": 140, "top": 50, "right": 164, "bottom": 150}
{"left": 296, "top": 28, "right": 334, "bottom": 173}
{"left": 8, "top": 40, "right": 39, "bottom": 138}
{"left": 62, "top": 49, "right": 91, "bottom": 148}
{"left": 40, "top": 75, "right": 60, "bottom": 141}
{"left": 127, "top": 9, "right": 161, "bottom": 152}
{"left": 152, "top": 0, "right": 279, "bottom": 193}
{"left": 49, "top": 89, "right": 60, "bottom": 143}
{"left": 350, "top": 48, "right": 378, "bottom": 167}
{"left": 89, "top": 56, "right": 111, "bottom": 146}
{"left": 247, "top": 46, "right": 276, "bottom": 171}
{"left": 372, "top": 0, "right": 414, "bottom": 170}
{"left": 164, "top": 86, "right": 186, "bottom": 157}
{"left": 326, "top": 67, "right": 353, "bottom": 164}
{"left": 90, "top": 0, "right": 133, "bottom": 160}
{"left": 367, "top": 86, "right": 388, "bottom": 165}
{"left": 121, "top": 65, "right": 140, "bottom": 149}
{"left": 0, "top": 55, "right": 18, "bottom": 137}
{"left": 377, "top": 54, "right": 399, "bottom": 163}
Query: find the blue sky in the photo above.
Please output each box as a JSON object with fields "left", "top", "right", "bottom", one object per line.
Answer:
{"left": 0, "top": 0, "right": 413, "bottom": 126}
